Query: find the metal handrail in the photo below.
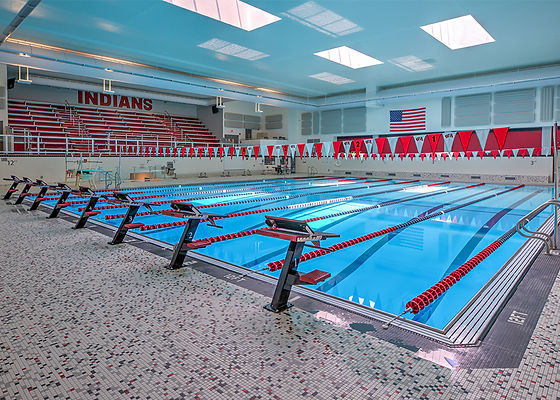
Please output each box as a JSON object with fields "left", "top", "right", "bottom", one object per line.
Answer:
{"left": 0, "top": 132, "right": 229, "bottom": 156}
{"left": 516, "top": 199, "right": 560, "bottom": 254}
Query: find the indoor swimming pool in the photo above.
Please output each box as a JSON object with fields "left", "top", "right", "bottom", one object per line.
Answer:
{"left": 42, "top": 176, "right": 552, "bottom": 330}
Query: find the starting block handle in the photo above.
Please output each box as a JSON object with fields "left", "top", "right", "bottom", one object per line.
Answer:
{"left": 303, "top": 243, "right": 334, "bottom": 252}
{"left": 74, "top": 195, "right": 100, "bottom": 229}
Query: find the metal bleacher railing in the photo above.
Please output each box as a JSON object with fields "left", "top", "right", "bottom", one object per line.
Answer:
{"left": 0, "top": 131, "right": 226, "bottom": 156}
{"left": 6, "top": 98, "right": 223, "bottom": 156}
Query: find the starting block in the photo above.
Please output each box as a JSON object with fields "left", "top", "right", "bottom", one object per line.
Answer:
{"left": 13, "top": 177, "right": 35, "bottom": 205}
{"left": 256, "top": 216, "right": 339, "bottom": 313}
{"left": 47, "top": 183, "right": 75, "bottom": 219}
{"left": 108, "top": 192, "right": 158, "bottom": 245}
{"left": 3, "top": 175, "right": 23, "bottom": 200}
{"left": 73, "top": 187, "right": 103, "bottom": 229}
{"left": 161, "top": 202, "right": 222, "bottom": 269}
{"left": 29, "top": 179, "right": 55, "bottom": 211}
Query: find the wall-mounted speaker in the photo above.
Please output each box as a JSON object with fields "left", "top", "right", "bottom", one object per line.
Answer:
{"left": 211, "top": 105, "right": 219, "bottom": 114}
{"left": 7, "top": 78, "right": 15, "bottom": 90}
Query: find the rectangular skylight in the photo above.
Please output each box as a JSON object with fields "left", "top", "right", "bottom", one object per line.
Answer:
{"left": 314, "top": 46, "right": 383, "bottom": 69}
{"left": 389, "top": 55, "right": 433, "bottom": 72}
{"left": 163, "top": 0, "right": 280, "bottom": 31}
{"left": 198, "top": 38, "right": 269, "bottom": 61}
{"left": 421, "top": 15, "right": 495, "bottom": 50}
{"left": 309, "top": 72, "right": 354, "bottom": 85}
{"left": 282, "top": 1, "right": 362, "bottom": 37}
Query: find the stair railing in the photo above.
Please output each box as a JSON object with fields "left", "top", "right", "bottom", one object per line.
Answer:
{"left": 516, "top": 199, "right": 560, "bottom": 255}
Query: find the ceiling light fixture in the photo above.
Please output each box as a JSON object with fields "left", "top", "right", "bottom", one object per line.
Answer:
{"left": 309, "top": 72, "right": 354, "bottom": 85}
{"left": 314, "top": 46, "right": 383, "bottom": 69}
{"left": 282, "top": 1, "right": 362, "bottom": 37}
{"left": 198, "top": 38, "right": 269, "bottom": 61}
{"left": 163, "top": 0, "right": 280, "bottom": 31}
{"left": 421, "top": 15, "right": 495, "bottom": 50}
{"left": 389, "top": 55, "right": 433, "bottom": 72}
{"left": 18, "top": 52, "right": 30, "bottom": 57}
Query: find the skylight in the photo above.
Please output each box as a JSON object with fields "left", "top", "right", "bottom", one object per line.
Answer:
{"left": 421, "top": 15, "right": 495, "bottom": 50}
{"left": 389, "top": 55, "right": 433, "bottom": 72}
{"left": 198, "top": 39, "right": 269, "bottom": 61}
{"left": 314, "top": 46, "right": 383, "bottom": 69}
{"left": 163, "top": 0, "right": 280, "bottom": 31}
{"left": 282, "top": 1, "right": 362, "bottom": 37}
{"left": 309, "top": 72, "right": 354, "bottom": 85}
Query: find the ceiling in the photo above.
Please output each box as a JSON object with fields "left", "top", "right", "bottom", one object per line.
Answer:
{"left": 0, "top": 0, "right": 559, "bottom": 101}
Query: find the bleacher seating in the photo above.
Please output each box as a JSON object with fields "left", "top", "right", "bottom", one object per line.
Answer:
{"left": 7, "top": 99, "right": 220, "bottom": 154}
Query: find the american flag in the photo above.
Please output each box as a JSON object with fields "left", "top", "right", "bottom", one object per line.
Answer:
{"left": 390, "top": 107, "right": 426, "bottom": 132}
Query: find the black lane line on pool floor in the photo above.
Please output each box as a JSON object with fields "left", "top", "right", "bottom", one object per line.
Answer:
{"left": 240, "top": 187, "right": 496, "bottom": 269}
{"left": 228, "top": 180, "right": 394, "bottom": 214}
{"left": 88, "top": 177, "right": 342, "bottom": 210}
{"left": 413, "top": 190, "right": 543, "bottom": 324}
{"left": 127, "top": 180, "right": 394, "bottom": 232}
{"left": 312, "top": 187, "right": 500, "bottom": 293}
{"left": 26, "top": 199, "right": 560, "bottom": 369}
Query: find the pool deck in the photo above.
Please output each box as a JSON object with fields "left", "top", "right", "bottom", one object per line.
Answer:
{"left": 1, "top": 186, "right": 560, "bottom": 399}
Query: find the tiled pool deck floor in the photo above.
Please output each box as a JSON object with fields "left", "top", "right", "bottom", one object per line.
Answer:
{"left": 1, "top": 199, "right": 559, "bottom": 400}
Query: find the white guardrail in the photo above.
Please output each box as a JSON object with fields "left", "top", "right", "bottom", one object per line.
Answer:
{"left": 0, "top": 132, "right": 228, "bottom": 156}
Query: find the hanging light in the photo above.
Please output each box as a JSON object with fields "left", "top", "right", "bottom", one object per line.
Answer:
{"left": 103, "top": 78, "right": 114, "bottom": 93}
{"left": 17, "top": 65, "right": 32, "bottom": 84}
{"left": 216, "top": 96, "right": 224, "bottom": 109}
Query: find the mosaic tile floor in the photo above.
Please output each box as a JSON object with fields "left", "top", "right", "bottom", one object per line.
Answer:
{"left": 1, "top": 201, "right": 559, "bottom": 400}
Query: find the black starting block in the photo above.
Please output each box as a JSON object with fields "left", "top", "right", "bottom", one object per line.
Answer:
{"left": 256, "top": 216, "right": 339, "bottom": 313}
{"left": 3, "top": 175, "right": 23, "bottom": 200}
{"left": 161, "top": 202, "right": 223, "bottom": 269}
{"left": 46, "top": 183, "right": 75, "bottom": 219}
{"left": 13, "top": 177, "right": 35, "bottom": 205}
{"left": 108, "top": 192, "right": 158, "bottom": 245}
{"left": 29, "top": 179, "right": 54, "bottom": 211}
{"left": 73, "top": 187, "right": 103, "bottom": 229}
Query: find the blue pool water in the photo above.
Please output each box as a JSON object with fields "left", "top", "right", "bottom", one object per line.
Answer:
{"left": 44, "top": 177, "right": 552, "bottom": 329}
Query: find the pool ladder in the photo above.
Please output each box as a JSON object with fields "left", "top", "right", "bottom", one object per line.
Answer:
{"left": 516, "top": 199, "right": 560, "bottom": 255}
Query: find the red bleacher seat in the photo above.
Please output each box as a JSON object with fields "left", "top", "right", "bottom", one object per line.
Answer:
{"left": 7, "top": 99, "right": 220, "bottom": 155}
